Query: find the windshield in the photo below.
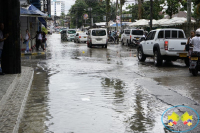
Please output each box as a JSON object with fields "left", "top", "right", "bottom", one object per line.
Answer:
{"left": 92, "top": 30, "right": 106, "bottom": 36}
{"left": 68, "top": 30, "right": 76, "bottom": 34}
{"left": 132, "top": 30, "right": 144, "bottom": 35}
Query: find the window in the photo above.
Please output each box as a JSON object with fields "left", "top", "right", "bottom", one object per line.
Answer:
{"left": 172, "top": 31, "right": 177, "bottom": 38}
{"left": 151, "top": 31, "right": 156, "bottom": 40}
{"left": 165, "top": 30, "right": 170, "bottom": 38}
{"left": 68, "top": 30, "right": 76, "bottom": 34}
{"left": 146, "top": 32, "right": 153, "bottom": 40}
{"left": 132, "top": 30, "right": 143, "bottom": 35}
{"left": 125, "top": 30, "right": 130, "bottom": 34}
{"left": 178, "top": 31, "right": 184, "bottom": 38}
{"left": 92, "top": 30, "right": 106, "bottom": 36}
{"left": 57, "top": 2, "right": 60, "bottom": 5}
{"left": 158, "top": 31, "right": 164, "bottom": 38}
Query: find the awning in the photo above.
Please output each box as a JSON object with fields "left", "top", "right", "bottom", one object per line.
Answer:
{"left": 111, "top": 23, "right": 125, "bottom": 27}
{"left": 28, "top": 4, "right": 48, "bottom": 17}
{"left": 38, "top": 17, "right": 47, "bottom": 27}
{"left": 28, "top": 4, "right": 47, "bottom": 27}
{"left": 20, "top": 7, "right": 41, "bottom": 17}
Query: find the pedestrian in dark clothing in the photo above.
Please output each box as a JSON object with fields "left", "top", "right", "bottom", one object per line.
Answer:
{"left": 0, "top": 23, "right": 9, "bottom": 75}
{"left": 37, "top": 31, "right": 45, "bottom": 51}
{"left": 42, "top": 32, "right": 46, "bottom": 50}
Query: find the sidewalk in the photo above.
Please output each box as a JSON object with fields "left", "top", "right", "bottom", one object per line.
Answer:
{"left": 0, "top": 67, "right": 34, "bottom": 133}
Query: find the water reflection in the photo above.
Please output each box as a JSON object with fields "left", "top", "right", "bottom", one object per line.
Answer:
{"left": 128, "top": 89, "right": 155, "bottom": 132}
{"left": 101, "top": 78, "right": 156, "bottom": 132}
{"left": 18, "top": 56, "right": 50, "bottom": 133}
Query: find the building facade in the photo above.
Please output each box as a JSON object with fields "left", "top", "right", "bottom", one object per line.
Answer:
{"left": 51, "top": 0, "right": 65, "bottom": 16}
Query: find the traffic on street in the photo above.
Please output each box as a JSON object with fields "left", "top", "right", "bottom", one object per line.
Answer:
{"left": 18, "top": 33, "right": 200, "bottom": 133}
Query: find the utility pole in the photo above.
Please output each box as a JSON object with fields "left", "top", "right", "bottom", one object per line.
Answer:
{"left": 187, "top": 0, "right": 191, "bottom": 37}
{"left": 150, "top": 0, "right": 153, "bottom": 30}
{"left": 116, "top": 0, "right": 118, "bottom": 32}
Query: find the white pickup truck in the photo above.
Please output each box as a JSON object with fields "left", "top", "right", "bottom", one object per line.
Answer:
{"left": 137, "top": 29, "right": 189, "bottom": 66}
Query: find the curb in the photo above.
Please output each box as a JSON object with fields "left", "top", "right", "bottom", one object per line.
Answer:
{"left": 0, "top": 67, "right": 34, "bottom": 133}
{"left": 21, "top": 52, "right": 46, "bottom": 56}
{"left": 13, "top": 68, "right": 34, "bottom": 133}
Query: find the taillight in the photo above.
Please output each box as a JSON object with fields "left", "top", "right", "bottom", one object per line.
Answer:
{"left": 79, "top": 36, "right": 81, "bottom": 38}
{"left": 164, "top": 41, "right": 168, "bottom": 50}
{"left": 130, "top": 35, "right": 132, "bottom": 39}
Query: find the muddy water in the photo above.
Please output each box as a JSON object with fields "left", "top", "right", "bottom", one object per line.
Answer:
{"left": 18, "top": 34, "right": 173, "bottom": 133}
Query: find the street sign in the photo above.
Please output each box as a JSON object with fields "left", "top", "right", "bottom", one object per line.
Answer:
{"left": 83, "top": 14, "right": 88, "bottom": 20}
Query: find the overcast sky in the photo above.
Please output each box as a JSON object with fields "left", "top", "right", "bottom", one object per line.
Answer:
{"left": 64, "top": 0, "right": 75, "bottom": 14}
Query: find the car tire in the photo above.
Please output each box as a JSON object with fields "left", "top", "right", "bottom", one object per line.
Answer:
{"left": 105, "top": 44, "right": 107, "bottom": 48}
{"left": 184, "top": 58, "right": 190, "bottom": 66}
{"left": 137, "top": 48, "right": 146, "bottom": 62}
{"left": 102, "top": 45, "right": 104, "bottom": 48}
{"left": 74, "top": 39, "right": 76, "bottom": 43}
{"left": 154, "top": 50, "right": 163, "bottom": 66}
{"left": 121, "top": 39, "right": 124, "bottom": 45}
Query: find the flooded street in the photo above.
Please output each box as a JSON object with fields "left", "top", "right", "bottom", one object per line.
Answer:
{"left": 19, "top": 34, "right": 200, "bottom": 133}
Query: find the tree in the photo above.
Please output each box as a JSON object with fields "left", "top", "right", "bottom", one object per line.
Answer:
{"left": 106, "top": 0, "right": 111, "bottom": 27}
{"left": 120, "top": 0, "right": 126, "bottom": 31}
{"left": 165, "top": 0, "right": 180, "bottom": 19}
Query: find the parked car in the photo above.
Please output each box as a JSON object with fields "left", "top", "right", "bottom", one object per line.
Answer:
{"left": 121, "top": 29, "right": 130, "bottom": 46}
{"left": 121, "top": 29, "right": 144, "bottom": 46}
{"left": 74, "top": 32, "right": 87, "bottom": 43}
{"left": 66, "top": 29, "right": 76, "bottom": 41}
{"left": 87, "top": 28, "right": 108, "bottom": 48}
{"left": 137, "top": 28, "right": 188, "bottom": 66}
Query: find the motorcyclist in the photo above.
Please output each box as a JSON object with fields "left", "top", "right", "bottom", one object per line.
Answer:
{"left": 191, "top": 28, "right": 200, "bottom": 52}
{"left": 110, "top": 31, "right": 116, "bottom": 42}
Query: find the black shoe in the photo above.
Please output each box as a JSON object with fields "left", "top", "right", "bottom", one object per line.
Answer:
{"left": 0, "top": 72, "right": 5, "bottom": 75}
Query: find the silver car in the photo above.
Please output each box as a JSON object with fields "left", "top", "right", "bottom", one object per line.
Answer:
{"left": 74, "top": 32, "right": 87, "bottom": 43}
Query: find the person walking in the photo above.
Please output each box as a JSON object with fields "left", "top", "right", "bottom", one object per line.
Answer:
{"left": 37, "top": 31, "right": 45, "bottom": 51}
{"left": 42, "top": 32, "right": 46, "bottom": 50}
{"left": 24, "top": 29, "right": 30, "bottom": 53}
{"left": 0, "top": 23, "right": 9, "bottom": 75}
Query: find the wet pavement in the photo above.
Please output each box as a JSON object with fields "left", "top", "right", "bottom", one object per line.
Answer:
{"left": 18, "top": 34, "right": 200, "bottom": 133}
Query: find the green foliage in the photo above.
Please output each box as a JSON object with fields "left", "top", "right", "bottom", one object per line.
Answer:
{"left": 124, "top": 0, "right": 164, "bottom": 21}
{"left": 165, "top": 0, "right": 180, "bottom": 19}
{"left": 42, "top": 27, "right": 48, "bottom": 34}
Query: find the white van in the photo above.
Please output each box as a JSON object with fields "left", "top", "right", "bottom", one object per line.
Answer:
{"left": 87, "top": 28, "right": 108, "bottom": 48}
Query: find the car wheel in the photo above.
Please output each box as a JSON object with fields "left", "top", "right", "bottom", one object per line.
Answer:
{"left": 74, "top": 39, "right": 76, "bottom": 43}
{"left": 121, "top": 39, "right": 124, "bottom": 45}
{"left": 154, "top": 50, "right": 163, "bottom": 66}
{"left": 184, "top": 57, "right": 190, "bottom": 66}
{"left": 105, "top": 44, "right": 107, "bottom": 48}
{"left": 137, "top": 48, "right": 146, "bottom": 62}
{"left": 102, "top": 45, "right": 104, "bottom": 48}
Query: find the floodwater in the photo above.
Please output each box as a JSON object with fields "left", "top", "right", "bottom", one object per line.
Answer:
{"left": 18, "top": 34, "right": 200, "bottom": 133}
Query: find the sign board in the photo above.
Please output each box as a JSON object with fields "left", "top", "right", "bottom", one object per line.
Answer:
{"left": 83, "top": 14, "right": 88, "bottom": 20}
{"left": 116, "top": 16, "right": 120, "bottom": 24}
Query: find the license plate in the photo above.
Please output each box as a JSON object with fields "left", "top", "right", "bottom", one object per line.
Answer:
{"left": 84, "top": 37, "right": 86, "bottom": 38}
{"left": 96, "top": 38, "right": 102, "bottom": 41}
{"left": 191, "top": 57, "right": 198, "bottom": 60}
{"left": 70, "top": 35, "right": 74, "bottom": 37}
{"left": 136, "top": 38, "right": 139, "bottom": 40}
{"left": 179, "top": 53, "right": 187, "bottom": 57}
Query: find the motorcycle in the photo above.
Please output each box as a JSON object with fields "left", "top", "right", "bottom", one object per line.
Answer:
{"left": 189, "top": 51, "right": 200, "bottom": 76}
{"left": 132, "top": 38, "right": 141, "bottom": 47}
{"left": 108, "top": 35, "right": 119, "bottom": 44}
